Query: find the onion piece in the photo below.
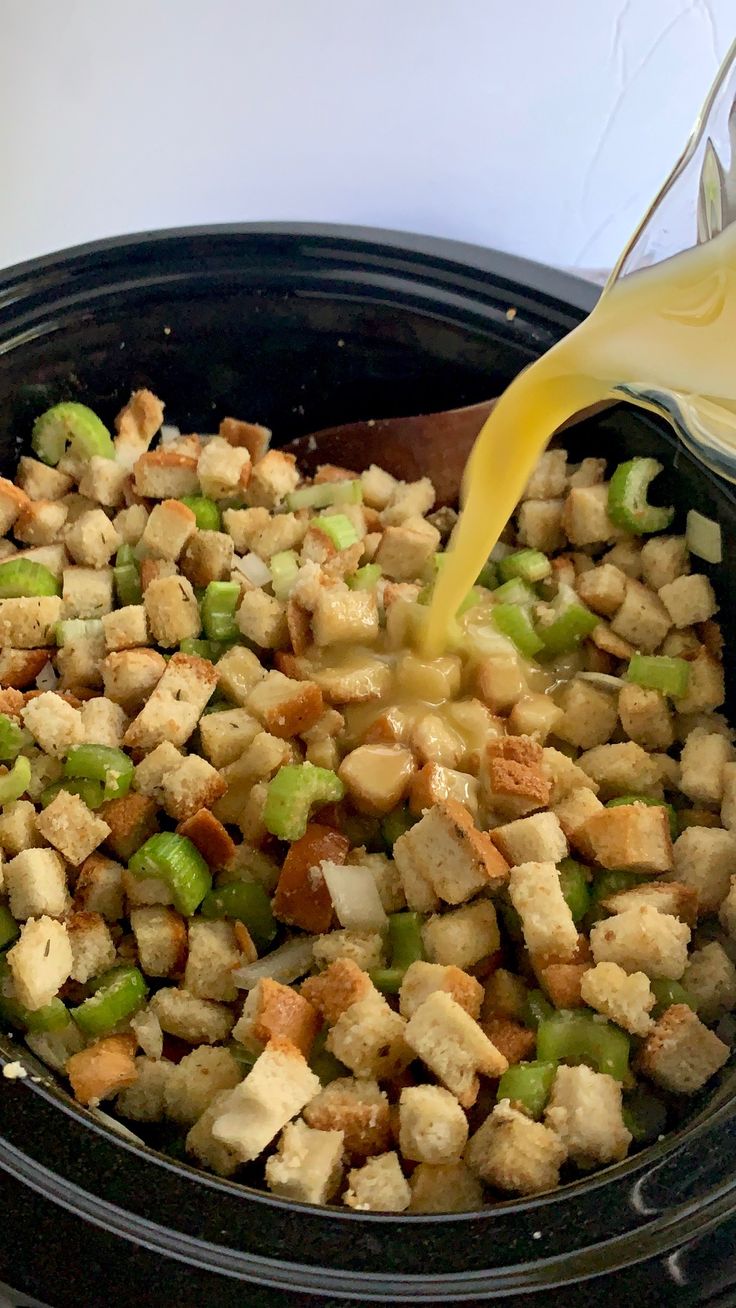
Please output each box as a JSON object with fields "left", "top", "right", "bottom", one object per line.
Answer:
{"left": 576, "top": 672, "right": 626, "bottom": 691}
{"left": 321, "top": 861, "right": 388, "bottom": 932}
{"left": 234, "top": 552, "right": 271, "bottom": 587}
{"left": 686, "top": 509, "right": 722, "bottom": 564}
{"left": 233, "top": 937, "right": 315, "bottom": 990}
{"left": 35, "top": 661, "right": 58, "bottom": 691}
{"left": 159, "top": 424, "right": 181, "bottom": 444}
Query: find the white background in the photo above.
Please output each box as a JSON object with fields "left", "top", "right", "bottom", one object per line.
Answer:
{"left": 0, "top": 1, "right": 733, "bottom": 275}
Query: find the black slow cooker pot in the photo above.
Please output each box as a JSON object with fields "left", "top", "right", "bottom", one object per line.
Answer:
{"left": 0, "top": 225, "right": 735, "bottom": 1308}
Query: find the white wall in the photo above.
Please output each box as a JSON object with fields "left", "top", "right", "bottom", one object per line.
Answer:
{"left": 0, "top": 0, "right": 732, "bottom": 275}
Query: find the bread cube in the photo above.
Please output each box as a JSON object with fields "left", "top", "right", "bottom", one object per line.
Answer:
{"left": 577, "top": 741, "right": 661, "bottom": 799}
{"left": 64, "top": 509, "right": 121, "bottom": 568}
{"left": 422, "top": 899, "right": 500, "bottom": 970}
{"left": 180, "top": 530, "right": 234, "bottom": 587}
{"left": 339, "top": 743, "right": 415, "bottom": 818}
{"left": 124, "top": 653, "right": 218, "bottom": 751}
{"left": 682, "top": 941, "right": 736, "bottom": 1022}
{"left": 552, "top": 787, "right": 604, "bottom": 854}
{"left": 0, "top": 597, "right": 62, "bottom": 648}
{"left": 163, "top": 1045, "right": 241, "bottom": 1126}
{"left": 66, "top": 1032, "right": 138, "bottom": 1106}
{"left": 66, "top": 910, "right": 116, "bottom": 984}
{"left": 523, "top": 449, "right": 567, "bottom": 500}
{"left": 602, "top": 879, "right": 698, "bottom": 927}
{"left": 7, "top": 915, "right": 72, "bottom": 1009}
{"left": 618, "top": 683, "right": 674, "bottom": 752}
{"left": 492, "top": 812, "right": 568, "bottom": 867}
{"left": 102, "top": 648, "right": 167, "bottom": 712}
{"left": 36, "top": 790, "right": 110, "bottom": 867}
{"left": 405, "top": 991, "right": 507, "bottom": 1107}
{"left": 672, "top": 826, "right": 736, "bottom": 913}
{"left": 544, "top": 1064, "right": 631, "bottom": 1167}
{"left": 380, "top": 477, "right": 434, "bottom": 526}
{"left": 14, "top": 498, "right": 68, "bottom": 547}
{"left": 81, "top": 697, "right": 127, "bottom": 747}
{"left": 398, "top": 1085, "right": 469, "bottom": 1164}
{"left": 465, "top": 1099, "right": 566, "bottom": 1194}
{"left": 74, "top": 852, "right": 125, "bottom": 920}
{"left": 399, "top": 960, "right": 483, "bottom": 1020}
{"left": 408, "top": 1160, "right": 484, "bottom": 1213}
{"left": 196, "top": 436, "right": 251, "bottom": 499}
{"left": 326, "top": 993, "right": 409, "bottom": 1079}
{"left": 185, "top": 1089, "right": 242, "bottom": 1177}
{"left": 210, "top": 1039, "right": 320, "bottom": 1162}
{"left": 5, "top": 849, "right": 70, "bottom": 920}
{"left": 555, "top": 680, "right": 618, "bottom": 750}
{"left": 508, "top": 861, "right": 578, "bottom": 960}
{"left": 16, "top": 457, "right": 72, "bottom": 502}
{"left": 576, "top": 563, "right": 627, "bottom": 616}
{"left": 659, "top": 574, "right": 717, "bottom": 628}
{"left": 343, "top": 1151, "right": 411, "bottom": 1212}
{"left": 311, "top": 929, "right": 385, "bottom": 974}
{"left": 247, "top": 670, "right": 323, "bottom": 739}
{"left": 640, "top": 535, "right": 690, "bottom": 591}
{"left": 236, "top": 590, "right": 288, "bottom": 649}
{"left": 144, "top": 574, "right": 201, "bottom": 647}
{"left": 149, "top": 986, "right": 234, "bottom": 1044}
{"left": 610, "top": 579, "right": 671, "bottom": 652}
{"left": 517, "top": 499, "right": 565, "bottom": 552}
{"left": 303, "top": 1076, "right": 390, "bottom": 1158}
{"left": 638, "top": 1003, "right": 729, "bottom": 1093}
{"left": 679, "top": 728, "right": 733, "bottom": 807}
{"left": 219, "top": 416, "right": 271, "bottom": 461}
{"left": 21, "top": 691, "right": 84, "bottom": 757}
{"left": 161, "top": 754, "right": 226, "bottom": 821}
{"left": 130, "top": 906, "right": 187, "bottom": 977}
{"left": 245, "top": 450, "right": 299, "bottom": 509}
{"left": 183, "top": 919, "right": 240, "bottom": 1003}
{"left": 590, "top": 904, "right": 690, "bottom": 979}
{"left": 376, "top": 518, "right": 440, "bottom": 581}
{"left": 266, "top": 1118, "right": 344, "bottom": 1205}
{"left": 674, "top": 649, "right": 725, "bottom": 714}
{"left": 394, "top": 799, "right": 508, "bottom": 911}
{"left": 0, "top": 800, "right": 44, "bottom": 856}
{"left": 580, "top": 961, "right": 654, "bottom": 1036}
{"left": 116, "top": 1055, "right": 172, "bottom": 1122}
{"left": 579, "top": 804, "right": 672, "bottom": 874}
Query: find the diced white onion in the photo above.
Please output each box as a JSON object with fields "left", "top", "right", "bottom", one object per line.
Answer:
{"left": 321, "top": 861, "right": 388, "bottom": 932}
{"left": 35, "top": 661, "right": 58, "bottom": 691}
{"left": 234, "top": 552, "right": 271, "bottom": 587}
{"left": 131, "top": 1008, "right": 163, "bottom": 1060}
{"left": 233, "top": 937, "right": 315, "bottom": 990}
{"left": 489, "top": 542, "right": 514, "bottom": 561}
{"left": 686, "top": 509, "right": 722, "bottom": 564}
{"left": 577, "top": 672, "right": 626, "bottom": 690}
{"left": 159, "top": 424, "right": 181, "bottom": 443}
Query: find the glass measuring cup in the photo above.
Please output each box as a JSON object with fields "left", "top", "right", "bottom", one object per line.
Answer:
{"left": 605, "top": 37, "right": 736, "bottom": 482}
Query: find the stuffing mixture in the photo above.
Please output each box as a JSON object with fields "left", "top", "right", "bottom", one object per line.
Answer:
{"left": 0, "top": 390, "right": 733, "bottom": 1213}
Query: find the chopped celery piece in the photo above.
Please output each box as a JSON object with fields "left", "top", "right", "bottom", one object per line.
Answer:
{"left": 114, "top": 544, "right": 142, "bottom": 607}
{"left": 370, "top": 911, "right": 425, "bottom": 993}
{"left": 64, "top": 744, "right": 134, "bottom": 801}
{"left": 71, "top": 965, "right": 147, "bottom": 1037}
{"left": 498, "top": 549, "right": 551, "bottom": 584}
{"left": 499, "top": 898, "right": 524, "bottom": 944}
{"left": 128, "top": 833, "right": 211, "bottom": 915}
{"left": 625, "top": 653, "right": 690, "bottom": 699}
{"left": 0, "top": 559, "right": 60, "bottom": 598}
{"left": 0, "top": 756, "right": 31, "bottom": 806}
{"left": 457, "top": 586, "right": 487, "bottom": 616}
{"left": 381, "top": 805, "right": 418, "bottom": 850}
{"left": 686, "top": 509, "right": 722, "bottom": 564}
{"left": 201, "top": 881, "right": 277, "bottom": 950}
{"left": 536, "top": 1009, "right": 630, "bottom": 1081}
{"left": 347, "top": 564, "right": 382, "bottom": 591}
{"left": 286, "top": 479, "right": 362, "bottom": 512}
{"left": 179, "top": 496, "right": 222, "bottom": 531}
{"left": 264, "top": 763, "right": 345, "bottom": 842}
{"left": 537, "top": 588, "right": 598, "bottom": 656}
{"left": 40, "top": 778, "right": 106, "bottom": 810}
{"left": 32, "top": 401, "right": 115, "bottom": 466}
{"left": 557, "top": 858, "right": 591, "bottom": 923}
{"left": 492, "top": 603, "right": 544, "bottom": 658}
{"left": 309, "top": 1027, "right": 348, "bottom": 1084}
{"left": 606, "top": 795, "right": 679, "bottom": 841}
{"left": 315, "top": 513, "right": 359, "bottom": 550}
{"left": 476, "top": 561, "right": 498, "bottom": 590}
{"left": 201, "top": 581, "right": 240, "bottom": 642}
{"left": 0, "top": 958, "right": 69, "bottom": 1033}
{"left": 623, "top": 1088, "right": 667, "bottom": 1144}
{"left": 179, "top": 637, "right": 232, "bottom": 660}
{"left": 55, "top": 618, "right": 103, "bottom": 647}
{"left": 0, "top": 714, "right": 26, "bottom": 761}
{"left": 270, "top": 550, "right": 300, "bottom": 601}
{"left": 497, "top": 1060, "right": 557, "bottom": 1119}
{"left": 0, "top": 905, "right": 19, "bottom": 950}
{"left": 523, "top": 989, "right": 554, "bottom": 1031}
{"left": 608, "top": 457, "right": 674, "bottom": 535}
{"left": 650, "top": 978, "right": 697, "bottom": 1017}
{"left": 228, "top": 1040, "right": 264, "bottom": 1075}
{"left": 492, "top": 577, "right": 537, "bottom": 606}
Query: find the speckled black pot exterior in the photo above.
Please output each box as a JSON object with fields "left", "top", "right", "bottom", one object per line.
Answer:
{"left": 0, "top": 225, "right": 735, "bottom": 1308}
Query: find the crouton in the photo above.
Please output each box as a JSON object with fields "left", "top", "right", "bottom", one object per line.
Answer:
{"left": 160, "top": 754, "right": 226, "bottom": 821}
{"left": 408, "top": 1160, "right": 484, "bottom": 1213}
{"left": 659, "top": 574, "right": 717, "bottom": 629}
{"left": 405, "top": 991, "right": 507, "bottom": 1107}
{"left": 112, "top": 504, "right": 149, "bottom": 546}
{"left": 219, "top": 416, "right": 271, "bottom": 461}
{"left": 721, "top": 762, "right": 736, "bottom": 832}
{"left": 7, "top": 915, "right": 72, "bottom": 1009}
{"left": 674, "top": 648, "right": 725, "bottom": 714}
{"left": 0, "top": 800, "right": 45, "bottom": 856}
{"left": 507, "top": 693, "right": 564, "bottom": 744}
{"left": 130, "top": 906, "right": 187, "bottom": 977}
{"left": 138, "top": 499, "right": 196, "bottom": 563}
{"left": 380, "top": 477, "right": 435, "bottom": 526}
{"left": 482, "top": 737, "right": 550, "bottom": 818}
{"left": 638, "top": 1004, "right": 729, "bottom": 1093}
{"left": 64, "top": 509, "right": 121, "bottom": 569}
{"left": 422, "top": 900, "right": 500, "bottom": 970}
{"left": 579, "top": 804, "right": 672, "bottom": 875}
{"left": 610, "top": 579, "right": 671, "bottom": 652}
{"left": 116, "top": 1056, "right": 173, "bottom": 1121}
{"left": 682, "top": 941, "right": 736, "bottom": 1022}
{"left": 575, "top": 563, "right": 627, "bottom": 616}
{"left": 0, "top": 596, "right": 62, "bottom": 648}
{"left": 517, "top": 499, "right": 565, "bottom": 552}
{"left": 311, "top": 585, "right": 379, "bottom": 647}
{"left": 679, "top": 728, "right": 733, "bottom": 806}
{"left": 65, "top": 911, "right": 117, "bottom": 985}
{"left": 672, "top": 826, "right": 736, "bottom": 913}
{"left": 544, "top": 1064, "right": 631, "bottom": 1167}
{"left": 143, "top": 574, "right": 201, "bottom": 648}
{"left": 236, "top": 589, "right": 288, "bottom": 649}
{"left": 245, "top": 450, "right": 299, "bottom": 509}
{"left": 590, "top": 904, "right": 690, "bottom": 979}
{"left": 181, "top": 919, "right": 239, "bottom": 1003}
{"left": 101, "top": 648, "right": 167, "bottom": 712}
{"left": 481, "top": 1016, "right": 537, "bottom": 1065}
{"left": 149, "top": 986, "right": 234, "bottom": 1044}
{"left": 112, "top": 389, "right": 164, "bottom": 467}
{"left": 196, "top": 436, "right": 251, "bottom": 499}
{"left": 199, "top": 707, "right": 260, "bottom": 767}
{"left": 474, "top": 653, "right": 525, "bottom": 714}
{"left": 176, "top": 809, "right": 236, "bottom": 870}
{"left": 508, "top": 861, "right": 578, "bottom": 960}
{"left": 343, "top": 1151, "right": 411, "bottom": 1212}
{"left": 554, "top": 680, "right": 618, "bottom": 750}
{"left": 465, "top": 1099, "right": 566, "bottom": 1194}
{"left": 185, "top": 1088, "right": 242, "bottom": 1176}
{"left": 394, "top": 799, "right": 508, "bottom": 913}
{"left": 180, "top": 530, "right": 234, "bottom": 588}
{"left": 16, "top": 457, "right": 71, "bottom": 502}
{"left": 214, "top": 731, "right": 290, "bottom": 827}
{"left": 67, "top": 1032, "right": 138, "bottom": 1106}
{"left": 133, "top": 450, "right": 199, "bottom": 498}
{"left": 76, "top": 455, "right": 128, "bottom": 509}
{"left": 0, "top": 477, "right": 30, "bottom": 535}
{"left": 235, "top": 977, "right": 319, "bottom": 1056}
{"left": 100, "top": 793, "right": 158, "bottom": 862}
{"left": 541, "top": 747, "right": 599, "bottom": 805}
{"left": 4, "top": 849, "right": 69, "bottom": 921}
{"left": 618, "top": 683, "right": 674, "bottom": 751}
{"left": 375, "top": 518, "right": 440, "bottom": 582}
{"left": 303, "top": 1076, "right": 391, "bottom": 1158}
{"left": 265, "top": 1117, "right": 344, "bottom": 1205}
{"left": 523, "top": 449, "right": 568, "bottom": 500}
{"left": 124, "top": 653, "right": 217, "bottom": 751}
{"left": 0, "top": 647, "right": 52, "bottom": 690}
{"left": 339, "top": 744, "right": 415, "bottom": 818}
{"left": 562, "top": 483, "right": 619, "bottom": 546}
{"left": 577, "top": 741, "right": 661, "bottom": 798}
{"left": 492, "top": 812, "right": 568, "bottom": 868}
{"left": 134, "top": 740, "right": 183, "bottom": 804}
{"left": 639, "top": 535, "right": 689, "bottom": 591}
{"left": 80, "top": 697, "right": 127, "bottom": 747}
{"left": 409, "top": 762, "right": 480, "bottom": 820}
{"left": 14, "top": 498, "right": 68, "bottom": 547}
{"left": 129, "top": 1006, "right": 163, "bottom": 1060}
{"left": 36, "top": 790, "right": 111, "bottom": 867}
{"left": 247, "top": 670, "right": 323, "bottom": 739}
{"left": 215, "top": 645, "right": 266, "bottom": 705}
{"left": 399, "top": 960, "right": 483, "bottom": 1021}
{"left": 326, "top": 993, "right": 409, "bottom": 1079}
{"left": 602, "top": 879, "right": 698, "bottom": 927}
{"left": 579, "top": 961, "right": 654, "bottom": 1036}
{"left": 163, "top": 1045, "right": 242, "bottom": 1126}
{"left": 74, "top": 853, "right": 124, "bottom": 920}
{"left": 312, "top": 929, "right": 384, "bottom": 973}
{"left": 301, "top": 958, "right": 375, "bottom": 1026}
{"left": 351, "top": 847, "right": 406, "bottom": 914}
{"left": 398, "top": 1084, "right": 468, "bottom": 1165}
{"left": 552, "top": 788, "right": 604, "bottom": 854}
{"left": 209, "top": 1038, "right": 320, "bottom": 1162}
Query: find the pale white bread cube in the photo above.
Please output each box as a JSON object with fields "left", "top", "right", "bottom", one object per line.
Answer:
{"left": 491, "top": 812, "right": 568, "bottom": 867}
{"left": 672, "top": 826, "right": 736, "bottom": 914}
{"left": 579, "top": 961, "right": 654, "bottom": 1036}
{"left": 399, "top": 960, "right": 483, "bottom": 1021}
{"left": 404, "top": 991, "right": 507, "bottom": 1108}
{"left": 343, "top": 1151, "right": 411, "bottom": 1212}
{"left": 544, "top": 1064, "right": 631, "bottom": 1168}
{"left": 210, "top": 1039, "right": 320, "bottom": 1162}
{"left": 465, "top": 1099, "right": 567, "bottom": 1195}
{"left": 265, "top": 1118, "right": 345, "bottom": 1205}
{"left": 421, "top": 900, "right": 500, "bottom": 970}
{"left": 398, "top": 1085, "right": 469, "bottom": 1164}
{"left": 163, "top": 1046, "right": 242, "bottom": 1126}
{"left": 508, "top": 861, "right": 578, "bottom": 960}
{"left": 638, "top": 1003, "right": 729, "bottom": 1093}
{"left": 7, "top": 915, "right": 72, "bottom": 1009}
{"left": 5, "top": 849, "right": 70, "bottom": 920}
{"left": 149, "top": 987, "right": 235, "bottom": 1044}
{"left": 36, "top": 789, "right": 110, "bottom": 867}
{"left": 589, "top": 905, "right": 690, "bottom": 980}
{"left": 124, "top": 653, "right": 218, "bottom": 751}
{"left": 326, "top": 994, "right": 410, "bottom": 1079}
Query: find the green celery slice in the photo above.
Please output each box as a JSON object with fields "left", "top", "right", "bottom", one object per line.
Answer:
{"left": 0, "top": 756, "right": 31, "bottom": 806}
{"left": 264, "top": 764, "right": 345, "bottom": 842}
{"left": 492, "top": 603, "right": 544, "bottom": 658}
{"left": 315, "top": 513, "right": 359, "bottom": 550}
{"left": 608, "top": 457, "right": 674, "bottom": 535}
{"left": 497, "top": 1060, "right": 557, "bottom": 1119}
{"left": 32, "top": 402, "right": 115, "bottom": 466}
{"left": 201, "top": 881, "right": 277, "bottom": 950}
{"left": 40, "top": 778, "right": 106, "bottom": 810}
{"left": 64, "top": 744, "right": 134, "bottom": 801}
{"left": 0, "top": 559, "right": 60, "bottom": 598}
{"left": 625, "top": 653, "right": 690, "bottom": 698}
{"left": 128, "top": 833, "right": 212, "bottom": 915}
{"left": 201, "top": 581, "right": 240, "bottom": 642}
{"left": 286, "top": 480, "right": 362, "bottom": 512}
{"left": 71, "top": 965, "right": 147, "bottom": 1037}
{"left": 536, "top": 1009, "right": 630, "bottom": 1080}
{"left": 180, "top": 496, "right": 222, "bottom": 531}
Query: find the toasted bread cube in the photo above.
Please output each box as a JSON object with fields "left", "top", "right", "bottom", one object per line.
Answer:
{"left": 507, "top": 693, "right": 564, "bottom": 743}
{"left": 303, "top": 1076, "right": 390, "bottom": 1158}
{"left": 544, "top": 1064, "right": 631, "bottom": 1167}
{"left": 577, "top": 741, "right": 661, "bottom": 799}
{"left": 679, "top": 728, "right": 733, "bottom": 807}
{"left": 482, "top": 737, "right": 551, "bottom": 819}
{"left": 74, "top": 853, "right": 124, "bottom": 920}
{"left": 133, "top": 741, "right": 183, "bottom": 803}
{"left": 36, "top": 790, "right": 110, "bottom": 867}
{"left": 399, "top": 960, "right": 483, "bottom": 1021}
{"left": 579, "top": 961, "right": 654, "bottom": 1036}
{"left": 185, "top": 1088, "right": 242, "bottom": 1176}
{"left": 16, "top": 458, "right": 71, "bottom": 502}
{"left": 639, "top": 534, "right": 689, "bottom": 590}
{"left": 409, "top": 762, "right": 479, "bottom": 820}
{"left": 311, "top": 930, "right": 385, "bottom": 973}
{"left": 235, "top": 976, "right": 319, "bottom": 1055}
{"left": 0, "top": 596, "right": 62, "bottom": 648}
{"left": 378, "top": 477, "right": 434, "bottom": 527}
{"left": 140, "top": 559, "right": 177, "bottom": 592}
{"left": 465, "top": 1099, "right": 566, "bottom": 1194}
{"left": 197, "top": 436, "right": 251, "bottom": 499}
{"left": 210, "top": 1038, "right": 320, "bottom": 1161}
{"left": 183, "top": 919, "right": 240, "bottom": 1003}
{"left": 542, "top": 747, "right": 599, "bottom": 804}
{"left": 562, "top": 483, "right": 620, "bottom": 546}
{"left": 101, "top": 793, "right": 159, "bottom": 864}
{"left": 163, "top": 1045, "right": 242, "bottom": 1126}
{"left": 216, "top": 645, "right": 266, "bottom": 704}
{"left": 618, "top": 684, "right": 674, "bottom": 752}
{"left": 376, "top": 517, "right": 440, "bottom": 582}
{"left": 179, "top": 530, "right": 235, "bottom": 588}
{"left": 222, "top": 506, "right": 270, "bottom": 553}
{"left": 672, "top": 826, "right": 736, "bottom": 913}
{"left": 67, "top": 1032, "right": 138, "bottom": 1106}
{"left": 0, "top": 648, "right": 52, "bottom": 691}
{"left": 265, "top": 1118, "right": 344, "bottom": 1205}
{"left": 176, "top": 809, "right": 236, "bottom": 871}
{"left": 360, "top": 464, "right": 398, "bottom": 510}
{"left": 326, "top": 993, "right": 409, "bottom": 1079}
{"left": 64, "top": 509, "right": 121, "bottom": 568}
{"left": 509, "top": 861, "right": 578, "bottom": 960}
{"left": 161, "top": 754, "right": 226, "bottom": 821}
{"left": 80, "top": 696, "right": 127, "bottom": 747}
{"left": 101, "top": 605, "right": 148, "bottom": 653}
{"left": 492, "top": 812, "right": 568, "bottom": 868}
{"left": 682, "top": 941, "right": 736, "bottom": 1022}
{"left": 128, "top": 1004, "right": 162, "bottom": 1062}
{"left": 101, "top": 648, "right": 167, "bottom": 712}
{"left": 552, "top": 787, "right": 604, "bottom": 854}
{"left": 394, "top": 800, "right": 508, "bottom": 909}
{"left": 66, "top": 910, "right": 116, "bottom": 984}
{"left": 610, "top": 578, "right": 671, "bottom": 652}
{"left": 124, "top": 653, "right": 217, "bottom": 751}
{"left": 112, "top": 504, "right": 149, "bottom": 545}
{"left": 302, "top": 959, "right": 376, "bottom": 1026}
{"left": 555, "top": 680, "right": 618, "bottom": 750}
{"left": 130, "top": 906, "right": 187, "bottom": 976}
{"left": 575, "top": 563, "right": 627, "bottom": 617}
{"left": 422, "top": 900, "right": 500, "bottom": 970}
{"left": 311, "top": 585, "right": 379, "bottom": 646}
{"left": 517, "top": 498, "right": 565, "bottom": 552}
{"left": 133, "top": 450, "right": 199, "bottom": 498}
{"left": 56, "top": 624, "right": 107, "bottom": 690}
{"left": 0, "top": 478, "right": 30, "bottom": 535}
{"left": 339, "top": 743, "right": 415, "bottom": 818}
{"left": 398, "top": 1086, "right": 467, "bottom": 1168}
{"left": 719, "top": 875, "right": 736, "bottom": 936}
{"left": 409, "top": 1160, "right": 484, "bottom": 1213}
{"left": 247, "top": 670, "right": 323, "bottom": 739}
{"left": 144, "top": 574, "right": 201, "bottom": 648}
{"left": 199, "top": 707, "right": 260, "bottom": 767}
{"left": 7, "top": 915, "right": 72, "bottom": 1010}
{"left": 14, "top": 498, "right": 68, "bottom": 547}
{"left": 139, "top": 499, "right": 196, "bottom": 562}
{"left": 76, "top": 455, "right": 128, "bottom": 509}
{"left": 590, "top": 904, "right": 690, "bottom": 979}
{"left": 659, "top": 573, "right": 717, "bottom": 629}
{"left": 474, "top": 652, "right": 525, "bottom": 714}
{"left": 721, "top": 762, "right": 736, "bottom": 831}
{"left": 602, "top": 879, "right": 698, "bottom": 927}
{"left": 5, "top": 849, "right": 69, "bottom": 920}
{"left": 343, "top": 1151, "right": 411, "bottom": 1212}
{"left": 219, "top": 416, "right": 270, "bottom": 461}
{"left": 115, "top": 1055, "right": 172, "bottom": 1122}
{"left": 113, "top": 389, "right": 164, "bottom": 466}
{"left": 149, "top": 986, "right": 234, "bottom": 1044}
{"left": 0, "top": 800, "right": 44, "bottom": 856}
{"left": 244, "top": 450, "right": 299, "bottom": 509}
{"left": 405, "top": 991, "right": 507, "bottom": 1107}
{"left": 638, "top": 1003, "right": 729, "bottom": 1093}
{"left": 236, "top": 590, "right": 288, "bottom": 650}
{"left": 523, "top": 449, "right": 567, "bottom": 500}
{"left": 674, "top": 649, "right": 725, "bottom": 715}
{"left": 579, "top": 804, "right": 672, "bottom": 875}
